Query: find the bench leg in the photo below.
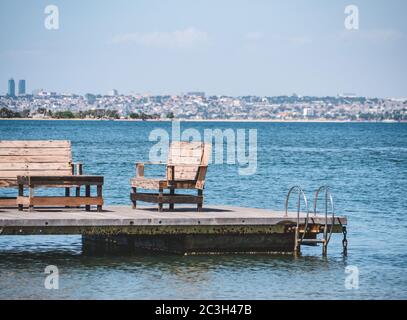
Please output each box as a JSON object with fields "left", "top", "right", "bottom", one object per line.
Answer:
{"left": 97, "top": 185, "right": 102, "bottom": 212}
{"left": 28, "top": 185, "right": 34, "bottom": 212}
{"left": 158, "top": 188, "right": 163, "bottom": 212}
{"left": 85, "top": 185, "right": 91, "bottom": 211}
{"left": 76, "top": 186, "right": 81, "bottom": 208}
{"left": 18, "top": 183, "right": 24, "bottom": 211}
{"left": 65, "top": 187, "right": 70, "bottom": 208}
{"left": 169, "top": 188, "right": 175, "bottom": 211}
{"left": 131, "top": 187, "right": 137, "bottom": 209}
{"left": 197, "top": 189, "right": 203, "bottom": 212}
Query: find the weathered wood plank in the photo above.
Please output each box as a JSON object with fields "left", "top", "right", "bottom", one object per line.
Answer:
{"left": 0, "top": 176, "right": 16, "bottom": 180}
{"left": 17, "top": 196, "right": 103, "bottom": 206}
{"left": 168, "top": 155, "right": 201, "bottom": 164}
{"left": 0, "top": 148, "right": 71, "bottom": 156}
{"left": 0, "top": 141, "right": 70, "bottom": 148}
{"left": 0, "top": 179, "right": 17, "bottom": 187}
{"left": 136, "top": 163, "right": 144, "bottom": 177}
{"left": 201, "top": 144, "right": 211, "bottom": 165}
{"left": 17, "top": 175, "right": 103, "bottom": 186}
{"left": 131, "top": 178, "right": 197, "bottom": 189}
{"left": 166, "top": 165, "right": 200, "bottom": 180}
{"left": 0, "top": 179, "right": 84, "bottom": 188}
{"left": 131, "top": 178, "right": 167, "bottom": 189}
{"left": 170, "top": 180, "right": 197, "bottom": 189}
{"left": 132, "top": 193, "right": 203, "bottom": 204}
{"left": 195, "top": 166, "right": 207, "bottom": 190}
{"left": 0, "top": 170, "right": 73, "bottom": 178}
{"left": 27, "top": 175, "right": 103, "bottom": 182}
{"left": 0, "top": 197, "right": 17, "bottom": 206}
{"left": 0, "top": 156, "right": 71, "bottom": 163}
{"left": 0, "top": 163, "right": 71, "bottom": 170}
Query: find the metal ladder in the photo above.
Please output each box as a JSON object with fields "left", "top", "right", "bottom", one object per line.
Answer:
{"left": 313, "top": 186, "right": 335, "bottom": 256}
{"left": 285, "top": 186, "right": 335, "bottom": 256}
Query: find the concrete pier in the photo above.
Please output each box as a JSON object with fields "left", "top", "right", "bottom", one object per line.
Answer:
{"left": 0, "top": 205, "right": 347, "bottom": 254}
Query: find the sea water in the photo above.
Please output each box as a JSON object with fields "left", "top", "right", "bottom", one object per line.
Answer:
{"left": 0, "top": 120, "right": 406, "bottom": 299}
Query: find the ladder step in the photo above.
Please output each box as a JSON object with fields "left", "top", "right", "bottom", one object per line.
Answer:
{"left": 301, "top": 239, "right": 325, "bottom": 244}
{"left": 298, "top": 230, "right": 320, "bottom": 234}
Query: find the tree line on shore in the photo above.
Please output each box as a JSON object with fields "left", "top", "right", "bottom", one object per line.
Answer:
{"left": 0, "top": 106, "right": 405, "bottom": 121}
{"left": 0, "top": 107, "right": 175, "bottom": 120}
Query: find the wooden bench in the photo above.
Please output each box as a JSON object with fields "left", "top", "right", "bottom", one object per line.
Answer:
{"left": 131, "top": 141, "right": 211, "bottom": 211}
{"left": 0, "top": 140, "right": 103, "bottom": 211}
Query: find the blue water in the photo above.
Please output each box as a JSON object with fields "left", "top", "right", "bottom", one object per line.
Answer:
{"left": 0, "top": 120, "right": 406, "bottom": 299}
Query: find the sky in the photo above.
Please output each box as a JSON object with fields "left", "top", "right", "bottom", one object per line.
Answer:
{"left": 0, "top": 0, "right": 406, "bottom": 97}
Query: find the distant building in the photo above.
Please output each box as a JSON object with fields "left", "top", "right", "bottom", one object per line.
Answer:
{"left": 7, "top": 78, "right": 15, "bottom": 97}
{"left": 37, "top": 90, "right": 51, "bottom": 97}
{"left": 187, "top": 91, "right": 205, "bottom": 97}
{"left": 18, "top": 80, "right": 26, "bottom": 95}
{"left": 85, "top": 93, "right": 96, "bottom": 104}
{"left": 303, "top": 107, "right": 314, "bottom": 117}
{"left": 339, "top": 93, "right": 357, "bottom": 98}
{"left": 32, "top": 89, "right": 44, "bottom": 96}
{"left": 108, "top": 89, "right": 119, "bottom": 96}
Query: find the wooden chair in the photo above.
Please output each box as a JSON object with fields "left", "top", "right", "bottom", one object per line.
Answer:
{"left": 130, "top": 141, "right": 211, "bottom": 211}
{"left": 0, "top": 140, "right": 103, "bottom": 211}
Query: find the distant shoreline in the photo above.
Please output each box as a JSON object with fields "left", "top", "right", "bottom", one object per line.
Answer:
{"left": 0, "top": 118, "right": 405, "bottom": 123}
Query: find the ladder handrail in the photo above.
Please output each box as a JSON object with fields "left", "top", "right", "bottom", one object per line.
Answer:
{"left": 313, "top": 185, "right": 335, "bottom": 245}
{"left": 285, "top": 186, "right": 310, "bottom": 243}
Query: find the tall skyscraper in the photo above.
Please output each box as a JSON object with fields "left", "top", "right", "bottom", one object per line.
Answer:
{"left": 7, "top": 78, "right": 15, "bottom": 97}
{"left": 18, "top": 80, "right": 26, "bottom": 95}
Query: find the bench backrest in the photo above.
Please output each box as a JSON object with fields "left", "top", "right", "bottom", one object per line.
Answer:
{"left": 167, "top": 141, "right": 211, "bottom": 183}
{"left": 0, "top": 140, "right": 73, "bottom": 186}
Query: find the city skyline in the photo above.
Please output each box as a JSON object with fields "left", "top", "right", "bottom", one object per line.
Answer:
{"left": 2, "top": 88, "right": 406, "bottom": 122}
{"left": 0, "top": 77, "right": 404, "bottom": 100}
{"left": 1, "top": 1, "right": 406, "bottom": 98}
{"left": 0, "top": 78, "right": 394, "bottom": 100}
{"left": 1, "top": 80, "right": 404, "bottom": 100}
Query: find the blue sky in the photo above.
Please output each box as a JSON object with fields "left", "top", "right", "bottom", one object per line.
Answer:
{"left": 0, "top": 0, "right": 406, "bottom": 97}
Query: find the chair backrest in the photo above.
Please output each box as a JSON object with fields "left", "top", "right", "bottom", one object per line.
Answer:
{"left": 0, "top": 140, "right": 73, "bottom": 186}
{"left": 167, "top": 141, "right": 211, "bottom": 183}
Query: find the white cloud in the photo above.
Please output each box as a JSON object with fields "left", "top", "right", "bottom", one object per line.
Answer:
{"left": 112, "top": 27, "right": 210, "bottom": 49}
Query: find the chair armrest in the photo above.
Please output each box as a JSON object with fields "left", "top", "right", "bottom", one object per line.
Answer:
{"left": 136, "top": 161, "right": 166, "bottom": 165}
{"left": 135, "top": 162, "right": 166, "bottom": 177}
{"left": 71, "top": 162, "right": 83, "bottom": 175}
{"left": 195, "top": 165, "right": 208, "bottom": 190}
{"left": 167, "top": 165, "right": 175, "bottom": 184}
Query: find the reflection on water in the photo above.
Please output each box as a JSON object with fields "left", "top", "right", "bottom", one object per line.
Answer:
{"left": 0, "top": 236, "right": 350, "bottom": 300}
{"left": 1, "top": 121, "right": 407, "bottom": 299}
